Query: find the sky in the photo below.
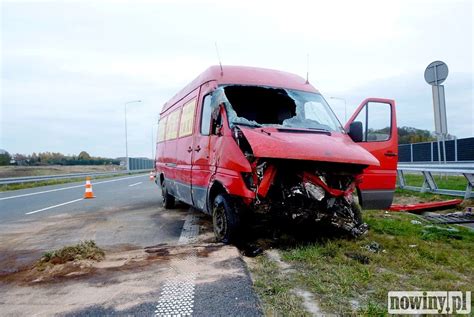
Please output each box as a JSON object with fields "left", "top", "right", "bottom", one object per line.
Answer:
{"left": 1, "top": 0, "right": 473, "bottom": 158}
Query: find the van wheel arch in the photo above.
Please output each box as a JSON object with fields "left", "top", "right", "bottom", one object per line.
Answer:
{"left": 208, "top": 181, "right": 227, "bottom": 214}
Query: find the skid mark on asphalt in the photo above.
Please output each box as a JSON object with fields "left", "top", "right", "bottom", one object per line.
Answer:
{"left": 155, "top": 214, "right": 199, "bottom": 316}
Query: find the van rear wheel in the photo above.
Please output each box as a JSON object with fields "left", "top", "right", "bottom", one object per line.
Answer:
{"left": 212, "top": 194, "right": 239, "bottom": 244}
{"left": 161, "top": 180, "right": 175, "bottom": 209}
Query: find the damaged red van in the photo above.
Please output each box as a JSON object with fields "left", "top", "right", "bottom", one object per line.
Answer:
{"left": 155, "top": 66, "right": 397, "bottom": 242}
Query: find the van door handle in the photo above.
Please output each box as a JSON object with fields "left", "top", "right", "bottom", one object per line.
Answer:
{"left": 384, "top": 151, "right": 397, "bottom": 157}
{"left": 187, "top": 146, "right": 193, "bottom": 153}
{"left": 194, "top": 145, "right": 201, "bottom": 152}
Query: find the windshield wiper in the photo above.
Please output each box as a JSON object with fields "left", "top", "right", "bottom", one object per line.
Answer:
{"left": 234, "top": 122, "right": 262, "bottom": 128}
{"left": 277, "top": 127, "right": 331, "bottom": 135}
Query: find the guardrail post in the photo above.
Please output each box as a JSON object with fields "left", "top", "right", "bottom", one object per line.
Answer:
{"left": 464, "top": 173, "right": 474, "bottom": 199}
{"left": 397, "top": 170, "right": 406, "bottom": 188}
{"left": 421, "top": 171, "right": 437, "bottom": 193}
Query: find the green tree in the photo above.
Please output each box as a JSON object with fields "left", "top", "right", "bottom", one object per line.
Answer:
{"left": 398, "top": 126, "right": 436, "bottom": 144}
{"left": 0, "top": 151, "right": 11, "bottom": 165}
{"left": 78, "top": 151, "right": 91, "bottom": 160}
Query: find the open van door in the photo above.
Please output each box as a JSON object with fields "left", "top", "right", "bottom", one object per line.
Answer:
{"left": 345, "top": 98, "right": 398, "bottom": 209}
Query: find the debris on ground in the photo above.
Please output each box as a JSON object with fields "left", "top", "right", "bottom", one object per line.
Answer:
{"left": 344, "top": 252, "right": 370, "bottom": 264}
{"left": 388, "top": 199, "right": 463, "bottom": 213}
{"left": 362, "top": 241, "right": 382, "bottom": 253}
{"left": 422, "top": 211, "right": 474, "bottom": 224}
{"left": 411, "top": 220, "right": 422, "bottom": 225}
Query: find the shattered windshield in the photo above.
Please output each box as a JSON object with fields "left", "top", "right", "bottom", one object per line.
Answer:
{"left": 213, "top": 85, "right": 343, "bottom": 132}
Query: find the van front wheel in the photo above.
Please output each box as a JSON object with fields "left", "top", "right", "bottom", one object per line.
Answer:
{"left": 161, "top": 180, "right": 175, "bottom": 209}
{"left": 212, "top": 194, "right": 239, "bottom": 244}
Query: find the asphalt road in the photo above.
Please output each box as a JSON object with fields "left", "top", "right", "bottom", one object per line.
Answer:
{"left": 0, "top": 174, "right": 261, "bottom": 316}
{"left": 0, "top": 174, "right": 155, "bottom": 223}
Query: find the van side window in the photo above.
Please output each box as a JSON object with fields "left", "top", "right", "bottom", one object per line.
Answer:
{"left": 352, "top": 102, "right": 391, "bottom": 142}
{"left": 366, "top": 102, "right": 391, "bottom": 141}
{"left": 179, "top": 98, "right": 196, "bottom": 137}
{"left": 165, "top": 110, "right": 180, "bottom": 140}
{"left": 157, "top": 116, "right": 167, "bottom": 142}
{"left": 200, "top": 95, "right": 212, "bottom": 135}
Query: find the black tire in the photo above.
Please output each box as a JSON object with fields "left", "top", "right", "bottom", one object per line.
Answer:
{"left": 212, "top": 194, "right": 240, "bottom": 244}
{"left": 161, "top": 180, "right": 175, "bottom": 209}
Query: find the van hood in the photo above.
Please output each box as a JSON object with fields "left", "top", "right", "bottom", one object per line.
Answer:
{"left": 238, "top": 127, "right": 380, "bottom": 166}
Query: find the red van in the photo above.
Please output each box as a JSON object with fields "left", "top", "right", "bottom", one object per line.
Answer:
{"left": 155, "top": 66, "right": 397, "bottom": 243}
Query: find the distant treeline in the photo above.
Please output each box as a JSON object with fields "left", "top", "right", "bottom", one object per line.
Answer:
{"left": 0, "top": 151, "right": 120, "bottom": 166}
{"left": 365, "top": 126, "right": 451, "bottom": 144}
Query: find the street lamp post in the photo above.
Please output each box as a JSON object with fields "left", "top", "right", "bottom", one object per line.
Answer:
{"left": 124, "top": 100, "right": 142, "bottom": 170}
{"left": 329, "top": 96, "right": 347, "bottom": 122}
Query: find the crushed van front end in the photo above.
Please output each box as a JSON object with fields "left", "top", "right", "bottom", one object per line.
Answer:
{"left": 240, "top": 157, "right": 369, "bottom": 237}
{"left": 209, "top": 85, "right": 381, "bottom": 238}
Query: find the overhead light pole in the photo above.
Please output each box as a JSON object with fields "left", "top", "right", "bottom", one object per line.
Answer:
{"left": 124, "top": 100, "right": 142, "bottom": 170}
{"left": 329, "top": 96, "right": 347, "bottom": 122}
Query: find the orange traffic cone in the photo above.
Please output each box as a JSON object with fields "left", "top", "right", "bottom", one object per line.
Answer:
{"left": 84, "top": 176, "right": 95, "bottom": 199}
{"left": 149, "top": 171, "right": 155, "bottom": 181}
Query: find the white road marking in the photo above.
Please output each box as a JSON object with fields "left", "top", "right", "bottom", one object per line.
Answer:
{"left": 25, "top": 198, "right": 84, "bottom": 215}
{"left": 178, "top": 214, "right": 199, "bottom": 245}
{"left": 155, "top": 214, "right": 199, "bottom": 316}
{"left": 128, "top": 182, "right": 142, "bottom": 187}
{"left": 0, "top": 174, "right": 146, "bottom": 201}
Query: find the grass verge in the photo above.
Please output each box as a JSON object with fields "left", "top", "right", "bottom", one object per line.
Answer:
{"left": 249, "top": 255, "right": 309, "bottom": 316}
{"left": 37, "top": 240, "right": 105, "bottom": 270}
{"left": 402, "top": 173, "right": 468, "bottom": 191}
{"left": 277, "top": 210, "right": 474, "bottom": 315}
{"left": 395, "top": 188, "right": 457, "bottom": 201}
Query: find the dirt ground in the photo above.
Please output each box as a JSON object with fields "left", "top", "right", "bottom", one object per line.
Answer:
{"left": 0, "top": 165, "right": 124, "bottom": 178}
{"left": 0, "top": 205, "right": 250, "bottom": 316}
{"left": 0, "top": 243, "right": 243, "bottom": 316}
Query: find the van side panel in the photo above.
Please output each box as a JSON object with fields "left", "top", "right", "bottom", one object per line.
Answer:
{"left": 157, "top": 107, "right": 180, "bottom": 196}
{"left": 155, "top": 116, "right": 167, "bottom": 175}
{"left": 173, "top": 89, "right": 199, "bottom": 205}
{"left": 190, "top": 82, "right": 216, "bottom": 212}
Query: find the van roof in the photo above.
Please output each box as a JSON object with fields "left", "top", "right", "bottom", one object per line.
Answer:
{"left": 161, "top": 65, "right": 319, "bottom": 114}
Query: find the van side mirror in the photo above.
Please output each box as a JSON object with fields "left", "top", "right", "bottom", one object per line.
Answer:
{"left": 348, "top": 121, "right": 363, "bottom": 142}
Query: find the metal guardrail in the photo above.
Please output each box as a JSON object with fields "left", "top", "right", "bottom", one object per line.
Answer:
{"left": 0, "top": 169, "right": 151, "bottom": 185}
{"left": 397, "top": 163, "right": 474, "bottom": 199}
